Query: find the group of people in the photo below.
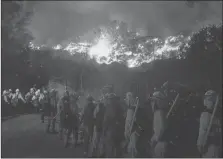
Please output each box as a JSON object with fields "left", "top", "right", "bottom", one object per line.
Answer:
{"left": 76, "top": 82, "right": 221, "bottom": 158}
{"left": 2, "top": 88, "right": 26, "bottom": 116}
{"left": 2, "top": 85, "right": 58, "bottom": 125}
{"left": 2, "top": 81, "right": 222, "bottom": 158}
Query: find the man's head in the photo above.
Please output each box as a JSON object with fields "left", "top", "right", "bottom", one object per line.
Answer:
{"left": 125, "top": 92, "right": 135, "bottom": 106}
{"left": 204, "top": 90, "right": 217, "bottom": 110}
{"left": 150, "top": 91, "right": 167, "bottom": 112}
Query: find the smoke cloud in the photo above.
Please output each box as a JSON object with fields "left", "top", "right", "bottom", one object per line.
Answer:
{"left": 27, "top": 1, "right": 222, "bottom": 47}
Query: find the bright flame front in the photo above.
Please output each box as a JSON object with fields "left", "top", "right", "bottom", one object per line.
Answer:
{"left": 89, "top": 38, "right": 111, "bottom": 58}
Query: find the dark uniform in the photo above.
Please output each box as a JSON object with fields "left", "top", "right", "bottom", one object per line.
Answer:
{"left": 41, "top": 90, "right": 51, "bottom": 132}
{"left": 82, "top": 96, "right": 96, "bottom": 156}
{"left": 133, "top": 101, "right": 153, "bottom": 157}
{"left": 70, "top": 92, "right": 80, "bottom": 146}
{"left": 59, "top": 91, "right": 78, "bottom": 147}
{"left": 103, "top": 92, "right": 124, "bottom": 158}
{"left": 46, "top": 89, "right": 58, "bottom": 133}
{"left": 25, "top": 89, "right": 35, "bottom": 113}
{"left": 92, "top": 98, "right": 106, "bottom": 157}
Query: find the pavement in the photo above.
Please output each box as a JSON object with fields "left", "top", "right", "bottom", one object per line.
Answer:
{"left": 1, "top": 113, "right": 29, "bottom": 122}
{"left": 1, "top": 114, "right": 85, "bottom": 158}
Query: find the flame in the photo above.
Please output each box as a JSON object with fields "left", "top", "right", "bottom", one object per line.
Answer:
{"left": 29, "top": 33, "right": 190, "bottom": 67}
{"left": 89, "top": 38, "right": 111, "bottom": 58}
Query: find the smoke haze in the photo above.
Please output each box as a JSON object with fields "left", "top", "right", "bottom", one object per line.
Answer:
{"left": 27, "top": 1, "right": 222, "bottom": 47}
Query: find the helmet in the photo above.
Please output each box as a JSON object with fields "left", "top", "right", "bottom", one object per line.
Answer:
{"left": 151, "top": 91, "right": 166, "bottom": 100}
{"left": 16, "top": 89, "right": 19, "bottom": 92}
{"left": 204, "top": 90, "right": 217, "bottom": 109}
{"left": 204, "top": 90, "right": 217, "bottom": 97}
{"left": 108, "top": 93, "right": 116, "bottom": 99}
{"left": 162, "top": 81, "right": 169, "bottom": 89}
{"left": 126, "top": 92, "right": 133, "bottom": 99}
{"left": 9, "top": 89, "right": 12, "bottom": 92}
{"left": 125, "top": 92, "right": 135, "bottom": 106}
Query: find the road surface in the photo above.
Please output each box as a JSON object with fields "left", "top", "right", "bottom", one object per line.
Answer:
{"left": 1, "top": 114, "right": 84, "bottom": 158}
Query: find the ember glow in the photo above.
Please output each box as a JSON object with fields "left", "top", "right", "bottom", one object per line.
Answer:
{"left": 29, "top": 32, "right": 191, "bottom": 67}
{"left": 89, "top": 37, "right": 111, "bottom": 58}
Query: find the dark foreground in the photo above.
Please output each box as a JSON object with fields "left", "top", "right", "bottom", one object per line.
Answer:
{"left": 1, "top": 114, "right": 84, "bottom": 158}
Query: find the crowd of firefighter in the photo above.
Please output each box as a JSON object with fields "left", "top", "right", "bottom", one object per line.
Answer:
{"left": 1, "top": 81, "right": 222, "bottom": 158}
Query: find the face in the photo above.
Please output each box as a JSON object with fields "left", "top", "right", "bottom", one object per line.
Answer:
{"left": 204, "top": 95, "right": 216, "bottom": 109}
{"left": 126, "top": 93, "right": 133, "bottom": 105}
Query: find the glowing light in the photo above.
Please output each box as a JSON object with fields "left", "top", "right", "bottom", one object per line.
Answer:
{"left": 89, "top": 38, "right": 111, "bottom": 58}
{"left": 53, "top": 44, "right": 62, "bottom": 50}
{"left": 128, "top": 58, "right": 138, "bottom": 68}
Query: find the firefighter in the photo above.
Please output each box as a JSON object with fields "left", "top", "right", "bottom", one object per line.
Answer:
{"left": 124, "top": 91, "right": 138, "bottom": 157}
{"left": 8, "top": 89, "right": 13, "bottom": 100}
{"left": 150, "top": 89, "right": 169, "bottom": 158}
{"left": 46, "top": 89, "right": 57, "bottom": 133}
{"left": 58, "top": 90, "right": 77, "bottom": 147}
{"left": 102, "top": 85, "right": 124, "bottom": 158}
{"left": 7, "top": 89, "right": 14, "bottom": 115}
{"left": 2, "top": 90, "right": 9, "bottom": 116}
{"left": 70, "top": 92, "right": 80, "bottom": 147}
{"left": 124, "top": 92, "right": 136, "bottom": 140}
{"left": 82, "top": 95, "right": 96, "bottom": 157}
{"left": 39, "top": 90, "right": 46, "bottom": 123}
{"left": 11, "top": 89, "right": 26, "bottom": 114}
{"left": 92, "top": 88, "right": 108, "bottom": 157}
{"left": 197, "top": 90, "right": 222, "bottom": 158}
{"left": 32, "top": 89, "right": 41, "bottom": 113}
{"left": 132, "top": 99, "right": 153, "bottom": 157}
{"left": 25, "top": 88, "right": 35, "bottom": 113}
{"left": 58, "top": 91, "right": 68, "bottom": 140}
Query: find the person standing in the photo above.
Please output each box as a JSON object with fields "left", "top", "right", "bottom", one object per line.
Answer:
{"left": 197, "top": 90, "right": 222, "bottom": 158}
{"left": 150, "top": 89, "right": 169, "bottom": 158}
{"left": 102, "top": 85, "right": 124, "bottom": 158}
{"left": 82, "top": 95, "right": 96, "bottom": 157}
{"left": 46, "top": 89, "right": 58, "bottom": 133}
